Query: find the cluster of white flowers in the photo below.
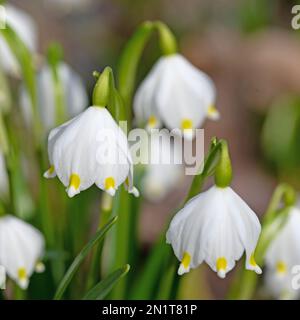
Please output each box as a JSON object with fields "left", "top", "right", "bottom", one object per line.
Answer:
{"left": 4, "top": 2, "right": 300, "bottom": 299}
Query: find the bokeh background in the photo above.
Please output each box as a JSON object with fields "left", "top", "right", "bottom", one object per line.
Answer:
{"left": 8, "top": 0, "right": 300, "bottom": 298}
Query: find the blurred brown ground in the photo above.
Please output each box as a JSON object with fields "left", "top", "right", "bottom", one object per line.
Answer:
{"left": 10, "top": 0, "right": 300, "bottom": 298}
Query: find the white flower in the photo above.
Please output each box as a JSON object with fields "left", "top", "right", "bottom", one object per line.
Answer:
{"left": 134, "top": 54, "right": 218, "bottom": 139}
{"left": 44, "top": 106, "right": 139, "bottom": 198}
{"left": 166, "top": 185, "right": 262, "bottom": 278}
{"left": 0, "top": 149, "right": 9, "bottom": 202}
{"left": 0, "top": 4, "right": 38, "bottom": 76}
{"left": 141, "top": 131, "right": 183, "bottom": 201}
{"left": 0, "top": 215, "right": 45, "bottom": 289}
{"left": 264, "top": 206, "right": 300, "bottom": 298}
{"left": 264, "top": 269, "right": 299, "bottom": 300}
{"left": 0, "top": 265, "right": 5, "bottom": 290}
{"left": 20, "top": 62, "right": 88, "bottom": 132}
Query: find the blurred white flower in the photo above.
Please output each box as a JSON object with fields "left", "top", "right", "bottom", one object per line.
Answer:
{"left": 20, "top": 62, "right": 88, "bottom": 132}
{"left": 44, "top": 106, "right": 139, "bottom": 198}
{"left": 264, "top": 269, "right": 298, "bottom": 300}
{"left": 140, "top": 132, "right": 183, "bottom": 202}
{"left": 0, "top": 149, "right": 9, "bottom": 202}
{"left": 134, "top": 54, "right": 218, "bottom": 140}
{"left": 264, "top": 206, "right": 300, "bottom": 299}
{"left": 0, "top": 4, "right": 38, "bottom": 76}
{"left": 0, "top": 215, "right": 45, "bottom": 289}
{"left": 0, "top": 265, "right": 5, "bottom": 290}
{"left": 166, "top": 185, "right": 262, "bottom": 278}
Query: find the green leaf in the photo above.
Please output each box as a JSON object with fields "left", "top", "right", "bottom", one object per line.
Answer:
{"left": 83, "top": 265, "right": 130, "bottom": 300}
{"left": 54, "top": 216, "right": 118, "bottom": 300}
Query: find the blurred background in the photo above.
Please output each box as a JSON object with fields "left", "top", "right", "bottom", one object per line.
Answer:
{"left": 7, "top": 0, "right": 300, "bottom": 298}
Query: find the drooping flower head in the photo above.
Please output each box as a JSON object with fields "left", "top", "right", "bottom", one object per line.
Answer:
{"left": 0, "top": 215, "right": 45, "bottom": 289}
{"left": 44, "top": 106, "right": 139, "bottom": 198}
{"left": 167, "top": 185, "right": 262, "bottom": 278}
{"left": 166, "top": 140, "right": 262, "bottom": 278}
{"left": 134, "top": 54, "right": 218, "bottom": 139}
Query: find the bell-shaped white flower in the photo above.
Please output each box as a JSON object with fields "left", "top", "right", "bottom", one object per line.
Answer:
{"left": 0, "top": 149, "right": 9, "bottom": 202}
{"left": 166, "top": 185, "right": 262, "bottom": 278}
{"left": 264, "top": 268, "right": 299, "bottom": 300}
{"left": 140, "top": 131, "right": 183, "bottom": 201}
{"left": 134, "top": 54, "right": 218, "bottom": 139}
{"left": 0, "top": 215, "right": 45, "bottom": 289}
{"left": 20, "top": 62, "right": 88, "bottom": 132}
{"left": 264, "top": 206, "right": 300, "bottom": 298}
{"left": 0, "top": 4, "right": 38, "bottom": 76}
{"left": 44, "top": 106, "right": 139, "bottom": 198}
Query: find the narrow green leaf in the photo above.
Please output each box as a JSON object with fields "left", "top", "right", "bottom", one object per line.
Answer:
{"left": 83, "top": 265, "right": 130, "bottom": 300}
{"left": 54, "top": 216, "right": 118, "bottom": 300}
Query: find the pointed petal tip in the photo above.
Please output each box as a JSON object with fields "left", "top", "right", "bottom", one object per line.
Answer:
{"left": 217, "top": 269, "right": 226, "bottom": 279}
{"left": 106, "top": 188, "right": 116, "bottom": 197}
{"left": 35, "top": 262, "right": 45, "bottom": 273}
{"left": 129, "top": 187, "right": 140, "bottom": 198}
{"left": 177, "top": 264, "right": 189, "bottom": 276}
{"left": 208, "top": 111, "right": 220, "bottom": 121}
{"left": 43, "top": 166, "right": 56, "bottom": 179}
{"left": 66, "top": 186, "right": 80, "bottom": 198}
{"left": 182, "top": 129, "right": 194, "bottom": 140}
{"left": 18, "top": 278, "right": 29, "bottom": 290}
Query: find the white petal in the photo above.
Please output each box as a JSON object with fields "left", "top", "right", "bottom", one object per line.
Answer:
{"left": 0, "top": 215, "right": 44, "bottom": 287}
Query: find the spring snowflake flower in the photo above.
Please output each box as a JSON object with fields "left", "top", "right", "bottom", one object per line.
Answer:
{"left": 166, "top": 185, "right": 262, "bottom": 278}
{"left": 0, "top": 215, "right": 45, "bottom": 289}
{"left": 20, "top": 62, "right": 88, "bottom": 131}
{"left": 0, "top": 4, "right": 38, "bottom": 76}
{"left": 44, "top": 106, "right": 139, "bottom": 198}
{"left": 133, "top": 54, "right": 218, "bottom": 139}
{"left": 264, "top": 206, "right": 300, "bottom": 298}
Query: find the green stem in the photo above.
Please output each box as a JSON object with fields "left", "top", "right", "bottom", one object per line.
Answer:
{"left": 154, "top": 21, "right": 178, "bottom": 56}
{"left": 47, "top": 43, "right": 66, "bottom": 126}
